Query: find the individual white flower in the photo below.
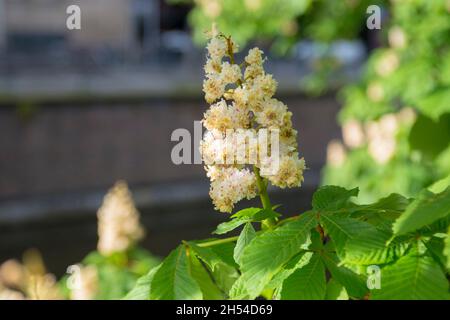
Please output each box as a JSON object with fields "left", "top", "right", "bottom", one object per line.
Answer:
{"left": 220, "top": 62, "right": 242, "bottom": 84}
{"left": 203, "top": 100, "right": 249, "bottom": 132}
{"left": 206, "top": 37, "right": 227, "bottom": 60}
{"left": 253, "top": 74, "right": 278, "bottom": 99}
{"left": 255, "top": 98, "right": 288, "bottom": 128}
{"left": 203, "top": 76, "right": 225, "bottom": 104}
{"left": 244, "top": 63, "right": 264, "bottom": 80}
{"left": 204, "top": 57, "right": 222, "bottom": 76}
{"left": 245, "top": 47, "right": 264, "bottom": 65}
{"left": 97, "top": 181, "right": 145, "bottom": 256}
{"left": 263, "top": 155, "right": 305, "bottom": 189}
{"left": 233, "top": 86, "right": 249, "bottom": 107}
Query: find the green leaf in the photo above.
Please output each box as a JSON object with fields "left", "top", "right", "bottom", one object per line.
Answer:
{"left": 423, "top": 236, "right": 447, "bottom": 268}
{"left": 280, "top": 254, "right": 326, "bottom": 300}
{"left": 325, "top": 279, "right": 349, "bottom": 300}
{"left": 445, "top": 227, "right": 450, "bottom": 270}
{"left": 409, "top": 114, "right": 450, "bottom": 159}
{"left": 343, "top": 228, "right": 410, "bottom": 265}
{"left": 371, "top": 250, "right": 450, "bottom": 300}
{"left": 268, "top": 251, "right": 314, "bottom": 293}
{"left": 238, "top": 211, "right": 318, "bottom": 299}
{"left": 428, "top": 174, "right": 450, "bottom": 193}
{"left": 209, "top": 242, "right": 239, "bottom": 268}
{"left": 416, "top": 89, "right": 450, "bottom": 121}
{"left": 228, "top": 275, "right": 250, "bottom": 300}
{"left": 212, "top": 263, "right": 240, "bottom": 297}
{"left": 312, "top": 186, "right": 359, "bottom": 210}
{"left": 123, "top": 264, "right": 161, "bottom": 300}
{"left": 233, "top": 223, "right": 256, "bottom": 265}
{"left": 189, "top": 254, "right": 224, "bottom": 300}
{"left": 320, "top": 214, "right": 375, "bottom": 257}
{"left": 213, "top": 219, "right": 250, "bottom": 235}
{"left": 149, "top": 246, "right": 202, "bottom": 300}
{"left": 230, "top": 207, "right": 262, "bottom": 218}
{"left": 188, "top": 243, "right": 223, "bottom": 272}
{"left": 321, "top": 251, "right": 368, "bottom": 299}
{"left": 346, "top": 194, "right": 411, "bottom": 232}
{"left": 214, "top": 208, "right": 279, "bottom": 235}
{"left": 350, "top": 193, "right": 410, "bottom": 217}
{"left": 393, "top": 187, "right": 450, "bottom": 236}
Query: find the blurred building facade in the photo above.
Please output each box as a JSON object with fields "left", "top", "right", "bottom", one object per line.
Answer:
{"left": 0, "top": 0, "right": 196, "bottom": 71}
{"left": 0, "top": 0, "right": 160, "bottom": 50}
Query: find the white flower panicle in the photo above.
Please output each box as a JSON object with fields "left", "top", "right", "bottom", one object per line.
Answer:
{"left": 97, "top": 181, "right": 145, "bottom": 256}
{"left": 70, "top": 265, "right": 98, "bottom": 301}
{"left": 201, "top": 31, "right": 305, "bottom": 213}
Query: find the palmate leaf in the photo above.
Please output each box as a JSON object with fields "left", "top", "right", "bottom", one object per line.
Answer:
{"left": 149, "top": 245, "right": 202, "bottom": 300}
{"left": 123, "top": 264, "right": 161, "bottom": 300}
{"left": 392, "top": 187, "right": 450, "bottom": 236}
{"left": 237, "top": 211, "right": 317, "bottom": 299}
{"left": 371, "top": 249, "right": 450, "bottom": 300}
{"left": 279, "top": 253, "right": 326, "bottom": 300}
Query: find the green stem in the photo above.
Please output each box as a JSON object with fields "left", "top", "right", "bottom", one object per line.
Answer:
{"left": 254, "top": 166, "right": 276, "bottom": 229}
{"left": 195, "top": 236, "right": 239, "bottom": 248}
